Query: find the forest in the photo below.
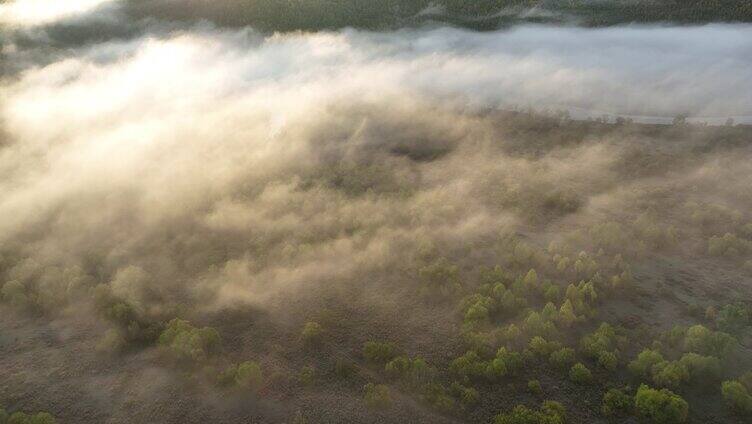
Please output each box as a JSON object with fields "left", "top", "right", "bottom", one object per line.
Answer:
{"left": 1, "top": 1, "right": 751, "bottom": 423}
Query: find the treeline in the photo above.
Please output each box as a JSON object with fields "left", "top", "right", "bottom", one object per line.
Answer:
{"left": 124, "top": 0, "right": 752, "bottom": 32}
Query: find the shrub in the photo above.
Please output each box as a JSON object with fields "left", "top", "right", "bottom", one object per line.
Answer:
{"left": 299, "top": 366, "right": 316, "bottom": 387}
{"left": 569, "top": 363, "right": 593, "bottom": 385}
{"left": 334, "top": 358, "right": 357, "bottom": 379}
{"left": 96, "top": 329, "right": 127, "bottom": 354}
{"left": 364, "top": 383, "right": 391, "bottom": 409}
{"left": 235, "top": 361, "right": 263, "bottom": 389}
{"left": 385, "top": 356, "right": 431, "bottom": 386}
{"left": 678, "top": 353, "right": 720, "bottom": 383}
{"left": 0, "top": 409, "right": 7, "bottom": 424}
{"left": 602, "top": 388, "right": 632, "bottom": 416}
{"left": 721, "top": 380, "right": 752, "bottom": 416}
{"left": 494, "top": 401, "right": 566, "bottom": 424}
{"left": 651, "top": 361, "right": 689, "bottom": 389}
{"left": 527, "top": 379, "right": 543, "bottom": 396}
{"left": 421, "top": 383, "right": 456, "bottom": 413}
{"left": 580, "top": 323, "right": 619, "bottom": 359}
{"left": 6, "top": 412, "right": 55, "bottom": 424}
{"left": 628, "top": 349, "right": 665, "bottom": 379}
{"left": 418, "top": 258, "right": 462, "bottom": 297}
{"left": 716, "top": 303, "right": 749, "bottom": 335}
{"left": 218, "top": 361, "right": 263, "bottom": 390}
{"left": 683, "top": 325, "right": 737, "bottom": 358}
{"left": 740, "top": 371, "right": 752, "bottom": 392}
{"left": 363, "top": 341, "right": 398, "bottom": 364}
{"left": 597, "top": 351, "right": 618, "bottom": 371}
{"left": 158, "top": 319, "right": 221, "bottom": 364}
{"left": 301, "top": 321, "right": 324, "bottom": 345}
{"left": 450, "top": 351, "right": 486, "bottom": 380}
{"left": 529, "top": 337, "right": 561, "bottom": 358}
{"left": 451, "top": 382, "right": 480, "bottom": 407}
{"left": 634, "top": 384, "right": 688, "bottom": 424}
{"left": 708, "top": 233, "right": 751, "bottom": 258}
{"left": 549, "top": 348, "right": 576, "bottom": 370}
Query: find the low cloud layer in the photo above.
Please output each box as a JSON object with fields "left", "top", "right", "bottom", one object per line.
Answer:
{"left": 2, "top": 16, "right": 752, "bottom": 311}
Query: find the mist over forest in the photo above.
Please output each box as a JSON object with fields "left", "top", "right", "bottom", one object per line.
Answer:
{"left": 1, "top": 1, "right": 752, "bottom": 424}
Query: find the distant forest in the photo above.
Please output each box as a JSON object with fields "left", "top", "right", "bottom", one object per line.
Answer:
{"left": 125, "top": 0, "right": 752, "bottom": 31}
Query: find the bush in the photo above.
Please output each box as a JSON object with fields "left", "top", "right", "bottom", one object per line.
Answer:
{"left": 363, "top": 341, "right": 398, "bottom": 364}
{"left": 364, "top": 383, "right": 391, "bottom": 409}
{"left": 580, "top": 323, "right": 620, "bottom": 360}
{"left": 451, "top": 382, "right": 480, "bottom": 407}
{"left": 721, "top": 380, "right": 752, "bottom": 416}
{"left": 299, "top": 366, "right": 316, "bottom": 387}
{"left": 716, "top": 303, "right": 749, "bottom": 335}
{"left": 678, "top": 353, "right": 720, "bottom": 383}
{"left": 334, "top": 358, "right": 357, "bottom": 379}
{"left": 527, "top": 379, "right": 543, "bottom": 396}
{"left": 569, "top": 363, "right": 592, "bottom": 385}
{"left": 158, "top": 319, "right": 221, "bottom": 364}
{"left": 602, "top": 388, "right": 632, "bottom": 416}
{"left": 628, "top": 349, "right": 665, "bottom": 379}
{"left": 96, "top": 329, "right": 126, "bottom": 354}
{"left": 6, "top": 412, "right": 55, "bottom": 424}
{"left": 549, "top": 348, "right": 576, "bottom": 370}
{"left": 218, "top": 361, "right": 263, "bottom": 390}
{"left": 597, "top": 351, "right": 618, "bottom": 371}
{"left": 421, "top": 383, "right": 456, "bottom": 413}
{"left": 634, "top": 384, "right": 688, "bottom": 424}
{"left": 651, "top": 361, "right": 689, "bottom": 389}
{"left": 301, "top": 321, "right": 324, "bottom": 345}
{"left": 529, "top": 337, "right": 561, "bottom": 358}
{"left": 385, "top": 356, "right": 431, "bottom": 386}
{"left": 450, "top": 351, "right": 486, "bottom": 380}
{"left": 494, "top": 401, "right": 566, "bottom": 424}
{"left": 683, "top": 325, "right": 737, "bottom": 358}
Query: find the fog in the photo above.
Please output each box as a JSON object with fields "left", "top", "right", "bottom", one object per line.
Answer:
{"left": 1, "top": 1, "right": 751, "bottom": 423}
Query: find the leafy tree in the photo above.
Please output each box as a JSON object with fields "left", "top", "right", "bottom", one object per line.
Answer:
{"left": 597, "top": 351, "right": 618, "bottom": 372}
{"left": 385, "top": 356, "right": 431, "bottom": 386}
{"left": 569, "top": 363, "right": 593, "bottom": 384}
{"left": 634, "top": 384, "right": 688, "bottom": 424}
{"left": 651, "top": 361, "right": 689, "bottom": 389}
{"left": 716, "top": 303, "right": 749, "bottom": 335}
{"left": 218, "top": 361, "right": 263, "bottom": 390}
{"left": 628, "top": 349, "right": 665, "bottom": 379}
{"left": 299, "top": 365, "right": 316, "bottom": 387}
{"left": 363, "top": 341, "right": 398, "bottom": 364}
{"left": 721, "top": 380, "right": 752, "bottom": 416}
{"left": 6, "top": 412, "right": 55, "bottom": 424}
{"left": 450, "top": 382, "right": 480, "bottom": 407}
{"left": 363, "top": 383, "right": 392, "bottom": 409}
{"left": 529, "top": 337, "right": 561, "bottom": 358}
{"left": 527, "top": 379, "right": 543, "bottom": 396}
{"left": 158, "top": 319, "right": 221, "bottom": 364}
{"left": 421, "top": 382, "right": 456, "bottom": 413}
{"left": 678, "top": 353, "right": 721, "bottom": 383}
{"left": 549, "top": 348, "right": 576, "bottom": 370}
{"left": 602, "top": 388, "right": 632, "bottom": 416}
{"left": 450, "top": 350, "right": 486, "bottom": 380}
{"left": 494, "top": 400, "right": 566, "bottom": 424}
{"left": 301, "top": 321, "right": 324, "bottom": 345}
{"left": 683, "top": 325, "right": 737, "bottom": 358}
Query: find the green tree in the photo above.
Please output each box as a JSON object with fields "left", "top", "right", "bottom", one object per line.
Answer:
{"left": 602, "top": 388, "right": 632, "bottom": 416}
{"left": 569, "top": 363, "right": 593, "bottom": 384}
{"left": 364, "top": 383, "right": 392, "bottom": 409}
{"left": 721, "top": 380, "right": 752, "bottom": 416}
{"left": 634, "top": 384, "right": 688, "bottom": 424}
